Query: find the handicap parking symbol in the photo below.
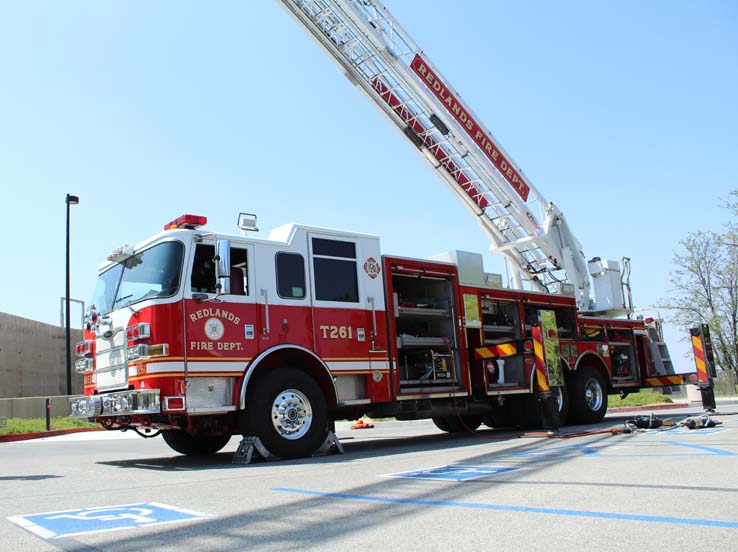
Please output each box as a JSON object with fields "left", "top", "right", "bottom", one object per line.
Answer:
{"left": 8, "top": 502, "right": 214, "bottom": 539}
{"left": 386, "top": 465, "right": 520, "bottom": 481}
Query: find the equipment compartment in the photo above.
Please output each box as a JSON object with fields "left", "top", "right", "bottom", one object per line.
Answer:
{"left": 389, "top": 267, "right": 462, "bottom": 390}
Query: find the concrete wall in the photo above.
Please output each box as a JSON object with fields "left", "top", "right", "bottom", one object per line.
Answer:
{"left": 0, "top": 312, "right": 84, "bottom": 399}
{"left": 0, "top": 395, "right": 72, "bottom": 418}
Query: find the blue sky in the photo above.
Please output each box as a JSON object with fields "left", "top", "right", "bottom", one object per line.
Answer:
{"left": 1, "top": 1, "right": 736, "bottom": 372}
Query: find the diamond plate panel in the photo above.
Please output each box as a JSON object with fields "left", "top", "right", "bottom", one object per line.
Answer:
{"left": 186, "top": 377, "right": 235, "bottom": 410}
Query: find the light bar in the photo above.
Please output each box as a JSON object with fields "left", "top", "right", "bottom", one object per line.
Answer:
{"left": 164, "top": 214, "right": 207, "bottom": 231}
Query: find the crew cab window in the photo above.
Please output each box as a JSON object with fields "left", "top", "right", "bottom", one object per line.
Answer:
{"left": 312, "top": 237, "right": 359, "bottom": 303}
{"left": 191, "top": 244, "right": 249, "bottom": 295}
{"left": 276, "top": 253, "right": 306, "bottom": 299}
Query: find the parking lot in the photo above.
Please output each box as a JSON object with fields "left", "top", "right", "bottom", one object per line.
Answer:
{"left": 3, "top": 404, "right": 738, "bottom": 551}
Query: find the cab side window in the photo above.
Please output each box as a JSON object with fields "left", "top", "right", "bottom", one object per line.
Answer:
{"left": 191, "top": 244, "right": 248, "bottom": 295}
{"left": 312, "top": 238, "right": 359, "bottom": 303}
{"left": 276, "top": 252, "right": 306, "bottom": 299}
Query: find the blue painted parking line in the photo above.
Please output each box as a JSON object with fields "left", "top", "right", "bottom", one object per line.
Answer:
{"left": 385, "top": 465, "right": 520, "bottom": 481}
{"left": 665, "top": 442, "right": 736, "bottom": 456}
{"left": 514, "top": 441, "right": 736, "bottom": 458}
{"left": 634, "top": 428, "right": 727, "bottom": 436}
{"left": 8, "top": 502, "right": 214, "bottom": 539}
{"left": 273, "top": 488, "right": 738, "bottom": 528}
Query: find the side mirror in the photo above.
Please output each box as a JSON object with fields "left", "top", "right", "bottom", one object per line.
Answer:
{"left": 214, "top": 239, "right": 231, "bottom": 295}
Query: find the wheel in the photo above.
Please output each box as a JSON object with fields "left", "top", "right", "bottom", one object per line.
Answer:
{"left": 161, "top": 429, "right": 231, "bottom": 456}
{"left": 522, "top": 384, "right": 569, "bottom": 429}
{"left": 483, "top": 396, "right": 525, "bottom": 429}
{"left": 432, "top": 417, "right": 451, "bottom": 432}
{"left": 241, "top": 368, "right": 328, "bottom": 459}
{"left": 434, "top": 415, "right": 482, "bottom": 433}
{"left": 568, "top": 365, "right": 608, "bottom": 423}
{"left": 554, "top": 384, "right": 569, "bottom": 425}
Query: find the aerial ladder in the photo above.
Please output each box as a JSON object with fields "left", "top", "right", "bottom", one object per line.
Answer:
{"left": 278, "top": 0, "right": 631, "bottom": 316}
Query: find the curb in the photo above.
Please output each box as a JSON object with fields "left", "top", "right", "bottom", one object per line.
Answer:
{"left": 0, "top": 427, "right": 103, "bottom": 443}
{"left": 607, "top": 402, "right": 690, "bottom": 414}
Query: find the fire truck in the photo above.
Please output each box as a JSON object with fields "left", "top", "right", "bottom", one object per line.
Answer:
{"left": 69, "top": 0, "right": 688, "bottom": 459}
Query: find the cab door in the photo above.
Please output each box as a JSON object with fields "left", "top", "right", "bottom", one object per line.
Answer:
{"left": 308, "top": 233, "right": 387, "bottom": 401}
{"left": 184, "top": 241, "right": 259, "bottom": 376}
{"left": 255, "top": 247, "right": 314, "bottom": 352}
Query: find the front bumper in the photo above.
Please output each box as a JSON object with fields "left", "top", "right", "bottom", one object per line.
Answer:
{"left": 69, "top": 389, "right": 161, "bottom": 418}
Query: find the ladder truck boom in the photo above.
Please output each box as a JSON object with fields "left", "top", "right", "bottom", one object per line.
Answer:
{"left": 279, "top": 0, "right": 630, "bottom": 315}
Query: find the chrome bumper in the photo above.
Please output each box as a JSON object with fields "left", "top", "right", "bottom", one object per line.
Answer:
{"left": 69, "top": 389, "right": 161, "bottom": 418}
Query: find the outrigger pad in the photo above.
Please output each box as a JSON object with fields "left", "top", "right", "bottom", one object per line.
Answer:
{"left": 233, "top": 436, "right": 277, "bottom": 465}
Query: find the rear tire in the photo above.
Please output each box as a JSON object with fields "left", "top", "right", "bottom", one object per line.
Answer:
{"left": 432, "top": 417, "right": 451, "bottom": 432}
{"left": 554, "top": 385, "right": 569, "bottom": 425}
{"left": 161, "top": 429, "right": 231, "bottom": 456}
{"left": 241, "top": 368, "right": 328, "bottom": 459}
{"left": 522, "top": 384, "right": 569, "bottom": 429}
{"left": 568, "top": 365, "right": 608, "bottom": 423}
{"left": 433, "top": 415, "right": 482, "bottom": 433}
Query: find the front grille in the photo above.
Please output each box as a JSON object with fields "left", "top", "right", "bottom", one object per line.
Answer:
{"left": 96, "top": 330, "right": 128, "bottom": 390}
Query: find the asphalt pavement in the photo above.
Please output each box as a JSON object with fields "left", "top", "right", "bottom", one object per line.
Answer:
{"left": 2, "top": 402, "right": 738, "bottom": 551}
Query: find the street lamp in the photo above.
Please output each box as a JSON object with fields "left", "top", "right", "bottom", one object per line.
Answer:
{"left": 65, "top": 193, "right": 79, "bottom": 396}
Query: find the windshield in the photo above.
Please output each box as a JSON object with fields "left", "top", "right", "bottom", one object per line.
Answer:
{"left": 92, "top": 241, "right": 184, "bottom": 314}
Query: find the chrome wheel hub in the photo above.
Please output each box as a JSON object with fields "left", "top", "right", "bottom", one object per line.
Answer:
{"left": 584, "top": 378, "right": 603, "bottom": 411}
{"left": 555, "top": 387, "right": 565, "bottom": 412}
{"left": 271, "top": 389, "right": 312, "bottom": 440}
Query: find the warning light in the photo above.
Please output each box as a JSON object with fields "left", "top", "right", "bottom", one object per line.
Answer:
{"left": 688, "top": 373, "right": 698, "bottom": 383}
{"left": 126, "top": 323, "right": 151, "bottom": 341}
{"left": 164, "top": 396, "right": 186, "bottom": 411}
{"left": 75, "top": 340, "right": 95, "bottom": 357}
{"left": 164, "top": 214, "right": 207, "bottom": 231}
{"left": 547, "top": 330, "right": 557, "bottom": 339}
{"left": 523, "top": 340, "right": 533, "bottom": 352}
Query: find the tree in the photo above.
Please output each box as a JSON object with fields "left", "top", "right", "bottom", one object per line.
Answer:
{"left": 660, "top": 191, "right": 738, "bottom": 375}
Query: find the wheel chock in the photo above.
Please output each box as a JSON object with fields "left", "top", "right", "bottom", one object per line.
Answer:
{"left": 233, "top": 436, "right": 277, "bottom": 465}
{"left": 313, "top": 430, "right": 344, "bottom": 457}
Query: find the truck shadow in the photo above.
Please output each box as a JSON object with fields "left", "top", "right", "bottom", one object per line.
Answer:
{"left": 94, "top": 413, "right": 690, "bottom": 473}
{"left": 88, "top": 416, "right": 736, "bottom": 551}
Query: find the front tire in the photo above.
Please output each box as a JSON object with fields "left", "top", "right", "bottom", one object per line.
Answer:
{"left": 568, "top": 366, "right": 608, "bottom": 423}
{"left": 161, "top": 429, "right": 231, "bottom": 456}
{"left": 241, "top": 368, "right": 328, "bottom": 459}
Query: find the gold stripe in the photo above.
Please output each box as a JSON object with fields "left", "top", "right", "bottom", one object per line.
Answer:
{"left": 476, "top": 348, "right": 493, "bottom": 359}
{"left": 499, "top": 344, "right": 516, "bottom": 355}
{"left": 645, "top": 376, "right": 684, "bottom": 387}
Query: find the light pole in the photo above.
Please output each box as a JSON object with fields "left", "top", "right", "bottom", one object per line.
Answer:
{"left": 65, "top": 193, "right": 79, "bottom": 396}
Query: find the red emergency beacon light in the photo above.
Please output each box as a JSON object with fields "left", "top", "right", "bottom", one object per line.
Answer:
{"left": 164, "top": 214, "right": 207, "bottom": 230}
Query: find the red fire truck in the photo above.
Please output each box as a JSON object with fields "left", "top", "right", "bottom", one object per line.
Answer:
{"left": 69, "top": 0, "right": 689, "bottom": 459}
{"left": 69, "top": 213, "right": 683, "bottom": 458}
